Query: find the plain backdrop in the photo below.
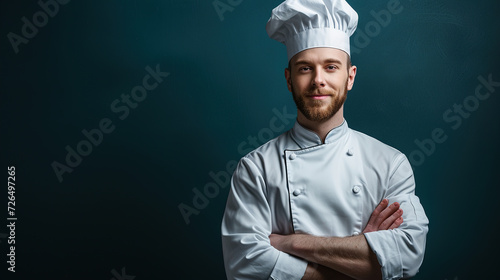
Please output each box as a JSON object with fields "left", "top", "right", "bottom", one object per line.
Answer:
{"left": 1, "top": 0, "right": 499, "bottom": 279}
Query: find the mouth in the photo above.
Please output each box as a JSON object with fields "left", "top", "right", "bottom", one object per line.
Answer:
{"left": 307, "top": 95, "right": 330, "bottom": 100}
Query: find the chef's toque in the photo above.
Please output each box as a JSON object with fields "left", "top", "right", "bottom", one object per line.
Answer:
{"left": 266, "top": 0, "right": 358, "bottom": 61}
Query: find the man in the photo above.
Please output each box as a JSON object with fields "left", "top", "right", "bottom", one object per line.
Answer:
{"left": 221, "top": 0, "right": 429, "bottom": 279}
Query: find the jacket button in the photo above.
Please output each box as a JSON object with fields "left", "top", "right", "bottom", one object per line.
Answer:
{"left": 352, "top": 185, "right": 361, "bottom": 194}
{"left": 289, "top": 153, "right": 297, "bottom": 160}
{"left": 293, "top": 189, "right": 302, "bottom": 196}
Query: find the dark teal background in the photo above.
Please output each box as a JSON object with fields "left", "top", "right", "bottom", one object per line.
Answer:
{"left": 1, "top": 0, "right": 499, "bottom": 279}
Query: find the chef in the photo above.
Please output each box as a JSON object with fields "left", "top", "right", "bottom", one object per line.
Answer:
{"left": 221, "top": 0, "right": 429, "bottom": 279}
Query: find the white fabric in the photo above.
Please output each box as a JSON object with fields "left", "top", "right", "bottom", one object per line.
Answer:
{"left": 221, "top": 120, "right": 429, "bottom": 280}
{"left": 266, "top": 0, "right": 358, "bottom": 60}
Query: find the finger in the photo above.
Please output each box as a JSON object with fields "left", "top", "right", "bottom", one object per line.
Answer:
{"left": 367, "top": 199, "right": 389, "bottom": 223}
{"left": 375, "top": 202, "right": 401, "bottom": 227}
{"left": 388, "top": 216, "right": 404, "bottom": 230}
{"left": 363, "top": 199, "right": 390, "bottom": 233}
{"left": 379, "top": 208, "right": 403, "bottom": 230}
{"left": 375, "top": 202, "right": 400, "bottom": 226}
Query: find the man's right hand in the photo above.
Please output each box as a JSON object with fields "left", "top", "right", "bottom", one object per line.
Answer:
{"left": 363, "top": 199, "right": 403, "bottom": 233}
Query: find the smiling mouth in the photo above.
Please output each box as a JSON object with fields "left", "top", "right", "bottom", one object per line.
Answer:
{"left": 307, "top": 95, "right": 330, "bottom": 100}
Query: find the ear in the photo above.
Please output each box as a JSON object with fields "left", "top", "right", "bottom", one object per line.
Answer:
{"left": 347, "top": 65, "right": 357, "bottom": 91}
{"left": 285, "top": 67, "right": 292, "bottom": 92}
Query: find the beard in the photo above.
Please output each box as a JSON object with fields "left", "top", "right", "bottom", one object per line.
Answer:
{"left": 291, "top": 79, "right": 348, "bottom": 122}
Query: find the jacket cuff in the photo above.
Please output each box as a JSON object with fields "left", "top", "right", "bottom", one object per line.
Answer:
{"left": 269, "top": 251, "right": 308, "bottom": 280}
{"left": 364, "top": 231, "right": 403, "bottom": 280}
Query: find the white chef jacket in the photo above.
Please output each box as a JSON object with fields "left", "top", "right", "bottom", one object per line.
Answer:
{"left": 221, "top": 120, "right": 429, "bottom": 280}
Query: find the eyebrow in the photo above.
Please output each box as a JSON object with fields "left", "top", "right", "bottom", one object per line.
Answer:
{"left": 294, "top": 58, "right": 343, "bottom": 66}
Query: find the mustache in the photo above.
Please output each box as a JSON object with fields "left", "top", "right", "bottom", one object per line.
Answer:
{"left": 305, "top": 88, "right": 334, "bottom": 96}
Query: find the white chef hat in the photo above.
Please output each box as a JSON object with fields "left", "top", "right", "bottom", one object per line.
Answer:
{"left": 266, "top": 0, "right": 358, "bottom": 61}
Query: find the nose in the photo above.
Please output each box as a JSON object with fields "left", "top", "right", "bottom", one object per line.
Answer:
{"left": 312, "top": 69, "right": 325, "bottom": 87}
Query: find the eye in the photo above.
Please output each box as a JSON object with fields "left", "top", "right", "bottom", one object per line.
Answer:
{"left": 299, "top": 66, "right": 312, "bottom": 72}
{"left": 326, "top": 65, "right": 339, "bottom": 71}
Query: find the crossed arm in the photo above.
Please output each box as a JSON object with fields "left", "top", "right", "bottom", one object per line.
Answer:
{"left": 269, "top": 199, "right": 403, "bottom": 280}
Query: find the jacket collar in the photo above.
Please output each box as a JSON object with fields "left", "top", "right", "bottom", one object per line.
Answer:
{"left": 290, "top": 119, "right": 349, "bottom": 148}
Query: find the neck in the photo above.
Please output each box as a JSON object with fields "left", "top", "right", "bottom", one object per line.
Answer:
{"left": 296, "top": 107, "right": 344, "bottom": 143}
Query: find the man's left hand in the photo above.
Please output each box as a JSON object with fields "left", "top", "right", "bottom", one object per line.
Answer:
{"left": 363, "top": 198, "right": 403, "bottom": 233}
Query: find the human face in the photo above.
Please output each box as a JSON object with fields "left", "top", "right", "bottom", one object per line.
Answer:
{"left": 285, "top": 48, "right": 356, "bottom": 123}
